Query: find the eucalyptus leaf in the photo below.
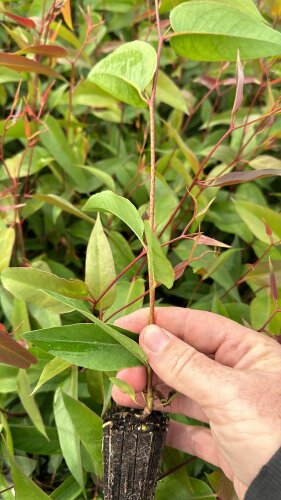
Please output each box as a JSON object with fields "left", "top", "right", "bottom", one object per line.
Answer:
{"left": 1, "top": 267, "right": 89, "bottom": 314}
{"left": 170, "top": 1, "right": 281, "bottom": 61}
{"left": 24, "top": 323, "right": 144, "bottom": 371}
{"left": 85, "top": 213, "right": 117, "bottom": 309}
{"left": 88, "top": 41, "right": 157, "bottom": 106}
{"left": 145, "top": 222, "right": 174, "bottom": 289}
{"left": 83, "top": 190, "right": 144, "bottom": 242}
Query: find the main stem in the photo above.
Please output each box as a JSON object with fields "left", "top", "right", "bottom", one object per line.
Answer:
{"left": 145, "top": 0, "right": 163, "bottom": 416}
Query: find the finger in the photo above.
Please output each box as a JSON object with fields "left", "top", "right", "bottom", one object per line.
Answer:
{"left": 167, "top": 421, "right": 220, "bottom": 468}
{"left": 112, "top": 385, "right": 208, "bottom": 422}
{"left": 139, "top": 324, "right": 237, "bottom": 408}
{"left": 112, "top": 368, "right": 209, "bottom": 422}
{"left": 115, "top": 307, "right": 264, "bottom": 366}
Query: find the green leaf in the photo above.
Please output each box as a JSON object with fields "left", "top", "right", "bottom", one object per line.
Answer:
{"left": 24, "top": 323, "right": 143, "bottom": 371}
{"left": 40, "top": 116, "right": 87, "bottom": 188}
{"left": 5, "top": 443, "right": 50, "bottom": 500}
{"left": 54, "top": 374, "right": 83, "bottom": 487}
{"left": 145, "top": 222, "right": 174, "bottom": 289}
{"left": 31, "top": 358, "right": 71, "bottom": 395}
{"left": 0, "top": 225, "right": 15, "bottom": 272}
{"left": 37, "top": 291, "right": 148, "bottom": 365}
{"left": 170, "top": 1, "right": 281, "bottom": 61}
{"left": 10, "top": 425, "right": 60, "bottom": 455}
{"left": 109, "top": 377, "right": 137, "bottom": 404}
{"left": 83, "top": 190, "right": 144, "bottom": 242}
{"left": 235, "top": 200, "right": 281, "bottom": 243}
{"left": 105, "top": 278, "right": 145, "bottom": 321}
{"left": 62, "top": 393, "right": 103, "bottom": 478}
{"left": 1, "top": 267, "right": 89, "bottom": 314}
{"left": 17, "top": 370, "right": 48, "bottom": 439}
{"left": 165, "top": 122, "right": 200, "bottom": 174}
{"left": 33, "top": 194, "right": 95, "bottom": 224}
{"left": 50, "top": 476, "right": 83, "bottom": 500}
{"left": 88, "top": 41, "right": 157, "bottom": 107}
{"left": 85, "top": 214, "right": 117, "bottom": 309}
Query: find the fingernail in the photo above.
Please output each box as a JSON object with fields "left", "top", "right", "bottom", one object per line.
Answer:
{"left": 143, "top": 326, "right": 170, "bottom": 353}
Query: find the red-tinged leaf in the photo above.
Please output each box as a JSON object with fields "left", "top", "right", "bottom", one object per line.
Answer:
{"left": 231, "top": 51, "right": 244, "bottom": 125}
{"left": 201, "top": 169, "right": 281, "bottom": 187}
{"left": 265, "top": 223, "right": 273, "bottom": 238}
{"left": 174, "top": 260, "right": 191, "bottom": 281}
{"left": 0, "top": 332, "right": 37, "bottom": 369}
{"left": 61, "top": 0, "right": 73, "bottom": 30}
{"left": 196, "top": 235, "right": 231, "bottom": 248}
{"left": 0, "top": 204, "right": 25, "bottom": 212}
{"left": 17, "top": 45, "right": 68, "bottom": 58}
{"left": 0, "top": 10, "right": 36, "bottom": 29}
{"left": 0, "top": 53, "right": 64, "bottom": 80}
{"left": 269, "top": 257, "right": 278, "bottom": 302}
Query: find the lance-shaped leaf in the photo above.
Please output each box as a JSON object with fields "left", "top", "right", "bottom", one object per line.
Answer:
{"left": 88, "top": 41, "right": 157, "bottom": 107}
{"left": 31, "top": 358, "right": 71, "bottom": 395}
{"left": 235, "top": 200, "right": 281, "bottom": 243}
{"left": 170, "top": 1, "right": 281, "bottom": 61}
{"left": 1, "top": 267, "right": 89, "bottom": 314}
{"left": 0, "top": 53, "right": 64, "bottom": 79}
{"left": 0, "top": 331, "right": 37, "bottom": 369}
{"left": 145, "top": 222, "right": 174, "bottom": 289}
{"left": 37, "top": 291, "right": 147, "bottom": 365}
{"left": 17, "top": 370, "right": 48, "bottom": 439}
{"left": 62, "top": 393, "right": 103, "bottom": 478}
{"left": 202, "top": 168, "right": 281, "bottom": 187}
{"left": 16, "top": 45, "right": 68, "bottom": 58}
{"left": 86, "top": 214, "right": 116, "bottom": 310}
{"left": 4, "top": 443, "right": 50, "bottom": 500}
{"left": 0, "top": 10, "right": 36, "bottom": 29}
{"left": 24, "top": 323, "right": 143, "bottom": 371}
{"left": 83, "top": 190, "right": 144, "bottom": 242}
{"left": 54, "top": 375, "right": 83, "bottom": 487}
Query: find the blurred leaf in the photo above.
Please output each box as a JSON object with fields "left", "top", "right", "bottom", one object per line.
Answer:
{"left": 250, "top": 155, "right": 281, "bottom": 170}
{"left": 0, "top": 225, "right": 15, "bottom": 271}
{"left": 0, "top": 331, "right": 36, "bottom": 369}
{"left": 83, "top": 190, "right": 144, "bottom": 242}
{"left": 24, "top": 323, "right": 143, "bottom": 371}
{"left": 5, "top": 444, "right": 50, "bottom": 500}
{"left": 0, "top": 10, "right": 36, "bottom": 29}
{"left": 165, "top": 122, "right": 200, "bottom": 173}
{"left": 235, "top": 200, "right": 281, "bottom": 243}
{"left": 17, "top": 370, "right": 47, "bottom": 439}
{"left": 170, "top": 1, "right": 281, "bottom": 61}
{"left": 62, "top": 393, "right": 103, "bottom": 478}
{"left": 40, "top": 116, "right": 87, "bottom": 187}
{"left": 204, "top": 168, "right": 281, "bottom": 186}
{"left": 61, "top": 0, "right": 73, "bottom": 30}
{"left": 50, "top": 476, "right": 82, "bottom": 500}
{"left": 1, "top": 267, "right": 89, "bottom": 314}
{"left": 10, "top": 425, "right": 60, "bottom": 455}
{"left": 88, "top": 41, "right": 157, "bottom": 106}
{"left": 0, "top": 53, "right": 64, "bottom": 79}
{"left": 145, "top": 222, "right": 174, "bottom": 289}
{"left": 85, "top": 213, "right": 116, "bottom": 309}
{"left": 16, "top": 45, "right": 67, "bottom": 57}
{"left": 33, "top": 194, "right": 95, "bottom": 224}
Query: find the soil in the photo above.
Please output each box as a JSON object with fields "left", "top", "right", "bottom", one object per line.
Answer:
{"left": 103, "top": 406, "right": 169, "bottom": 500}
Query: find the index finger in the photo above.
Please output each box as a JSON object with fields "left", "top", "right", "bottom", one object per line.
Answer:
{"left": 114, "top": 307, "right": 262, "bottom": 363}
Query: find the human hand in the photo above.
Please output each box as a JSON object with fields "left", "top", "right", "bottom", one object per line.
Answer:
{"left": 113, "top": 308, "right": 281, "bottom": 499}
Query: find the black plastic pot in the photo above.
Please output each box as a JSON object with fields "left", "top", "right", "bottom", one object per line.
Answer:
{"left": 103, "top": 406, "right": 169, "bottom": 500}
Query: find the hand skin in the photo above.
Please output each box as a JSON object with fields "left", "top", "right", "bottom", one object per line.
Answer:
{"left": 113, "top": 308, "right": 281, "bottom": 499}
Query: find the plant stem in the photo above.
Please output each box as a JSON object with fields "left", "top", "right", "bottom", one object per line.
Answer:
{"left": 145, "top": 0, "right": 163, "bottom": 416}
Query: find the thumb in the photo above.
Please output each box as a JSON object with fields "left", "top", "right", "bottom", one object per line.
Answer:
{"left": 140, "top": 324, "right": 236, "bottom": 408}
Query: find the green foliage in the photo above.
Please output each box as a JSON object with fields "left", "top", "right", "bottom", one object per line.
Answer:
{"left": 0, "top": 0, "right": 280, "bottom": 498}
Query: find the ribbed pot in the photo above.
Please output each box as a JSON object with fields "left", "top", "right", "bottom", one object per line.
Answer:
{"left": 103, "top": 407, "right": 169, "bottom": 500}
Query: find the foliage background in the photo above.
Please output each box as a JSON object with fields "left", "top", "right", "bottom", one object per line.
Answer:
{"left": 0, "top": 0, "right": 281, "bottom": 498}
